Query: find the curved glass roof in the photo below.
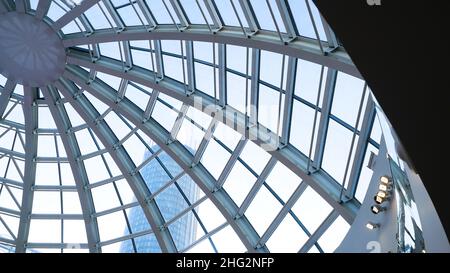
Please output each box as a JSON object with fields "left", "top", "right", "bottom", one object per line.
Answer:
{"left": 0, "top": 0, "right": 386, "bottom": 253}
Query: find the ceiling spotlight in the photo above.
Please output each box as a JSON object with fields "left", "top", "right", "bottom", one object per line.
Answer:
{"left": 380, "top": 175, "right": 392, "bottom": 185}
{"left": 371, "top": 205, "right": 386, "bottom": 214}
{"left": 377, "top": 190, "right": 389, "bottom": 199}
{"left": 374, "top": 195, "right": 384, "bottom": 204}
{"left": 379, "top": 183, "right": 392, "bottom": 192}
{"left": 366, "top": 222, "right": 379, "bottom": 230}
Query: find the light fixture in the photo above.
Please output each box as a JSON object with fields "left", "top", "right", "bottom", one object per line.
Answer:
{"left": 371, "top": 205, "right": 386, "bottom": 214}
{"left": 380, "top": 175, "right": 392, "bottom": 185}
{"left": 379, "top": 183, "right": 392, "bottom": 192}
{"left": 374, "top": 195, "right": 384, "bottom": 204}
{"left": 377, "top": 190, "right": 389, "bottom": 199}
{"left": 366, "top": 222, "right": 379, "bottom": 230}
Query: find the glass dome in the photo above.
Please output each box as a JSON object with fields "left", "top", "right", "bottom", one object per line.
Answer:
{"left": 0, "top": 0, "right": 407, "bottom": 253}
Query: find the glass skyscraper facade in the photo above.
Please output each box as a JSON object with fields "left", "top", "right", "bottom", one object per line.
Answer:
{"left": 120, "top": 147, "right": 198, "bottom": 253}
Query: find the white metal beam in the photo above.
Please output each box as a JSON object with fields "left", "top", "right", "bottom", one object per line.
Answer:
{"left": 249, "top": 48, "right": 260, "bottom": 125}
{"left": 238, "top": 0, "right": 259, "bottom": 32}
{"left": 258, "top": 182, "right": 308, "bottom": 246}
{"left": 169, "top": 0, "right": 189, "bottom": 28}
{"left": 55, "top": 77, "right": 178, "bottom": 253}
{"left": 15, "top": 87, "right": 38, "bottom": 253}
{"left": 35, "top": 0, "right": 51, "bottom": 20}
{"left": 64, "top": 54, "right": 360, "bottom": 223}
{"left": 192, "top": 119, "right": 218, "bottom": 166}
{"left": 275, "top": 0, "right": 297, "bottom": 39}
{"left": 63, "top": 66, "right": 268, "bottom": 252}
{"left": 185, "top": 41, "right": 196, "bottom": 93}
{"left": 312, "top": 69, "right": 337, "bottom": 170}
{"left": 280, "top": 57, "right": 296, "bottom": 145}
{"left": 298, "top": 210, "right": 339, "bottom": 253}
{"left": 215, "top": 138, "right": 247, "bottom": 188}
{"left": 218, "top": 44, "right": 227, "bottom": 107}
{"left": 345, "top": 97, "right": 376, "bottom": 199}
{"left": 0, "top": 79, "right": 17, "bottom": 119}
{"left": 238, "top": 157, "right": 277, "bottom": 216}
{"left": 63, "top": 25, "right": 361, "bottom": 78}
{"left": 42, "top": 86, "right": 101, "bottom": 252}
{"left": 203, "top": 0, "right": 222, "bottom": 29}
{"left": 52, "top": 0, "right": 101, "bottom": 31}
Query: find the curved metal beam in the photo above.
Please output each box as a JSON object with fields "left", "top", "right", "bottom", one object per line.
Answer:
{"left": 54, "top": 77, "right": 178, "bottom": 253}
{"left": 51, "top": 0, "right": 100, "bottom": 31}
{"left": 35, "top": 0, "right": 52, "bottom": 20}
{"left": 41, "top": 86, "right": 101, "bottom": 252}
{"left": 62, "top": 25, "right": 361, "bottom": 78}
{"left": 65, "top": 52, "right": 359, "bottom": 223}
{"left": 63, "top": 66, "right": 268, "bottom": 253}
{"left": 15, "top": 87, "right": 38, "bottom": 253}
{"left": 0, "top": 79, "right": 17, "bottom": 119}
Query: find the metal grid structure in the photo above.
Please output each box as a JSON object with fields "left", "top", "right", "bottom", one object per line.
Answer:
{"left": 0, "top": 0, "right": 385, "bottom": 253}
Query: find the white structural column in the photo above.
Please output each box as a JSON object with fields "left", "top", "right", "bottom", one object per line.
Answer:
{"left": 54, "top": 78, "right": 178, "bottom": 253}
{"left": 41, "top": 86, "right": 101, "bottom": 252}
{"left": 15, "top": 87, "right": 39, "bottom": 253}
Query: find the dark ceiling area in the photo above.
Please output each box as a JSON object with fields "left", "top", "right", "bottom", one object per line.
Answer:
{"left": 313, "top": 0, "right": 449, "bottom": 237}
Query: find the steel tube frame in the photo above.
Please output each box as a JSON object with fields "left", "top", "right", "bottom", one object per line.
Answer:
{"left": 65, "top": 53, "right": 359, "bottom": 223}
{"left": 62, "top": 26, "right": 361, "bottom": 78}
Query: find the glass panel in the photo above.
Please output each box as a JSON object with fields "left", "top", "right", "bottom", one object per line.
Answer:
{"left": 227, "top": 72, "right": 249, "bottom": 114}
{"left": 213, "top": 0, "right": 248, "bottom": 28}
{"left": 91, "top": 182, "right": 122, "bottom": 212}
{"left": 196, "top": 199, "right": 226, "bottom": 231}
{"left": 32, "top": 191, "right": 61, "bottom": 214}
{"left": 290, "top": 100, "right": 320, "bottom": 156}
{"left": 250, "top": 0, "right": 285, "bottom": 33}
{"left": 331, "top": 72, "right": 365, "bottom": 127}
{"left": 180, "top": 0, "right": 212, "bottom": 24}
{"left": 245, "top": 186, "right": 282, "bottom": 236}
{"left": 355, "top": 144, "right": 378, "bottom": 202}
{"left": 28, "top": 220, "right": 61, "bottom": 243}
{"left": 294, "top": 60, "right": 326, "bottom": 106}
{"left": 322, "top": 120, "right": 355, "bottom": 184}
{"left": 201, "top": 139, "right": 231, "bottom": 180}
{"left": 63, "top": 220, "right": 87, "bottom": 244}
{"left": 97, "top": 210, "right": 129, "bottom": 242}
{"left": 239, "top": 141, "right": 270, "bottom": 174}
{"left": 210, "top": 225, "right": 246, "bottom": 253}
{"left": 260, "top": 50, "right": 284, "bottom": 86}
{"left": 287, "top": 0, "right": 326, "bottom": 40}
{"left": 117, "top": 6, "right": 143, "bottom": 26}
{"left": 317, "top": 216, "right": 350, "bottom": 253}
{"left": 265, "top": 163, "right": 302, "bottom": 202}
{"left": 266, "top": 214, "right": 308, "bottom": 253}
{"left": 292, "top": 186, "right": 333, "bottom": 233}
{"left": 223, "top": 161, "right": 256, "bottom": 206}
{"left": 258, "top": 84, "right": 284, "bottom": 134}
